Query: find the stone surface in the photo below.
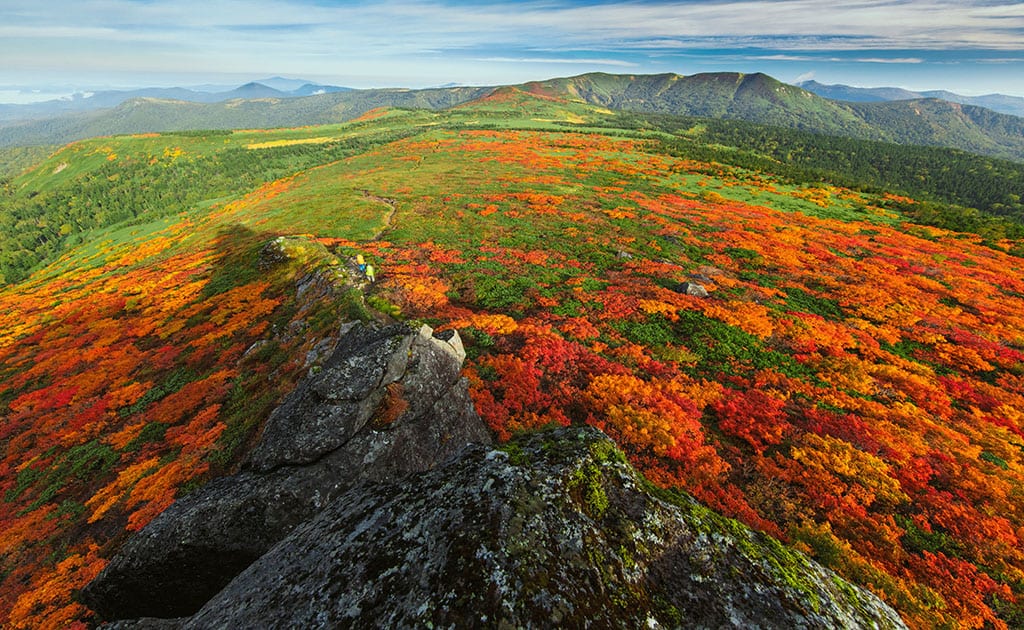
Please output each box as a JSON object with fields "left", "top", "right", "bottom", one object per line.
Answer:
{"left": 146, "top": 427, "right": 906, "bottom": 629}
{"left": 679, "top": 281, "right": 709, "bottom": 298}
{"left": 83, "top": 322, "right": 489, "bottom": 622}
{"left": 86, "top": 322, "right": 907, "bottom": 630}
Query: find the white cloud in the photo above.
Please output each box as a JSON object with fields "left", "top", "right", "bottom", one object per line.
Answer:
{"left": 477, "top": 57, "right": 638, "bottom": 67}
{"left": 1, "top": 0, "right": 1023, "bottom": 90}
{"left": 855, "top": 57, "right": 925, "bottom": 64}
{"left": 6, "top": 0, "right": 1024, "bottom": 52}
{"left": 752, "top": 55, "right": 820, "bottom": 62}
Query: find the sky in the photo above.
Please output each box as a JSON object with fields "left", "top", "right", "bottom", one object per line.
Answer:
{"left": 2, "top": 0, "right": 1024, "bottom": 102}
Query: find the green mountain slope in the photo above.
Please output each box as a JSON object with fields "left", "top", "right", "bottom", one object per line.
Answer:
{"left": 1, "top": 91, "right": 1024, "bottom": 629}
{"left": 0, "top": 86, "right": 491, "bottom": 147}
{"left": 522, "top": 72, "right": 879, "bottom": 137}
{"left": 529, "top": 72, "right": 1024, "bottom": 161}
{"left": 2, "top": 72, "right": 1023, "bottom": 163}
{"left": 847, "top": 98, "right": 1024, "bottom": 161}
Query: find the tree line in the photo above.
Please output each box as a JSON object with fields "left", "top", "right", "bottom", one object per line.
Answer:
{"left": 605, "top": 112, "right": 1024, "bottom": 241}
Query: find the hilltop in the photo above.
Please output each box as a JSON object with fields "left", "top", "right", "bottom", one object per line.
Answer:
{"left": 0, "top": 89, "right": 1023, "bottom": 628}
{"left": 523, "top": 72, "right": 1024, "bottom": 162}
{"left": 2, "top": 72, "right": 1024, "bottom": 163}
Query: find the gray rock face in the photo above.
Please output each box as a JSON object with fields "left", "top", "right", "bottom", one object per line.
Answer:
{"left": 249, "top": 322, "right": 470, "bottom": 470}
{"left": 129, "top": 427, "right": 906, "bottom": 630}
{"left": 82, "top": 322, "right": 489, "bottom": 621}
{"left": 85, "top": 322, "right": 907, "bottom": 629}
{"left": 679, "top": 281, "right": 709, "bottom": 298}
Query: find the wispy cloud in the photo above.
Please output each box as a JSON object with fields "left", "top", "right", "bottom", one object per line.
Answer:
{"left": 856, "top": 57, "right": 925, "bottom": 64}
{"left": 1, "top": 0, "right": 1023, "bottom": 93}
{"left": 752, "top": 55, "right": 824, "bottom": 62}
{"left": 477, "top": 57, "right": 638, "bottom": 67}
{"left": 6, "top": 0, "right": 1024, "bottom": 51}
{"left": 747, "top": 54, "right": 922, "bottom": 64}
{"left": 977, "top": 57, "right": 1024, "bottom": 63}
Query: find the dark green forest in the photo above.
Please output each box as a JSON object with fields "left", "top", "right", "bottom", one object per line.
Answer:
{"left": 604, "top": 113, "right": 1024, "bottom": 241}
{"left": 0, "top": 127, "right": 417, "bottom": 283}
{"left": 3, "top": 107, "right": 1023, "bottom": 285}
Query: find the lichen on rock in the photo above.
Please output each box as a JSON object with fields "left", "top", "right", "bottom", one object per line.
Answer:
{"left": 84, "top": 319, "right": 906, "bottom": 629}
{"left": 90, "top": 424, "right": 907, "bottom": 629}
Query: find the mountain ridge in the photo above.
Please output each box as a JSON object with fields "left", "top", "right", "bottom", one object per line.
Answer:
{"left": 797, "top": 79, "right": 1024, "bottom": 117}
{"left": 527, "top": 72, "right": 1024, "bottom": 161}
{"left": 2, "top": 71, "right": 1023, "bottom": 163}
{"left": 0, "top": 81, "right": 352, "bottom": 123}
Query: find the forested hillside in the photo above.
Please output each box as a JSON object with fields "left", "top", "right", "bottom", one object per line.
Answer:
{"left": 5, "top": 98, "right": 1023, "bottom": 286}
{"left": 0, "top": 86, "right": 490, "bottom": 148}
{"left": 3, "top": 72, "right": 1024, "bottom": 163}
{"left": 1, "top": 89, "right": 1023, "bottom": 628}
{"left": 611, "top": 113, "right": 1024, "bottom": 232}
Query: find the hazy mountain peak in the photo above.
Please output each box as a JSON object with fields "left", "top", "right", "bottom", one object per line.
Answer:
{"left": 254, "top": 76, "right": 316, "bottom": 92}
{"left": 798, "top": 79, "right": 1024, "bottom": 117}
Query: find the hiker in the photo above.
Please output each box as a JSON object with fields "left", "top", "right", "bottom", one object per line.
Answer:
{"left": 366, "top": 264, "right": 376, "bottom": 283}
{"left": 356, "top": 254, "right": 366, "bottom": 273}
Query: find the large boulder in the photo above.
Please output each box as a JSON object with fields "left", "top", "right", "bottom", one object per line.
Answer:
{"left": 83, "top": 322, "right": 489, "bottom": 621}
{"left": 677, "top": 281, "right": 709, "bottom": 298}
{"left": 86, "top": 321, "right": 907, "bottom": 629}
{"left": 116, "top": 427, "right": 906, "bottom": 629}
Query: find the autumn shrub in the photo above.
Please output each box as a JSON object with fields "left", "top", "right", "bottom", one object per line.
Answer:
{"left": 783, "top": 287, "right": 844, "bottom": 321}
{"left": 3, "top": 97, "right": 1024, "bottom": 630}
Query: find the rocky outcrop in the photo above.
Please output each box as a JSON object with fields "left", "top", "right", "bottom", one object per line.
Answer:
{"left": 98, "top": 427, "right": 906, "bottom": 629}
{"left": 83, "top": 322, "right": 489, "bottom": 621}
{"left": 85, "top": 320, "right": 907, "bottom": 629}
{"left": 677, "top": 281, "right": 709, "bottom": 298}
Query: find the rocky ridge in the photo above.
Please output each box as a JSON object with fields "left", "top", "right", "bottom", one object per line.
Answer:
{"left": 179, "top": 426, "right": 907, "bottom": 629}
{"left": 84, "top": 322, "right": 907, "bottom": 629}
{"left": 84, "top": 321, "right": 489, "bottom": 620}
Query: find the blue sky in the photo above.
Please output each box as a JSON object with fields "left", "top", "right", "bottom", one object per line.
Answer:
{"left": 2, "top": 0, "right": 1024, "bottom": 101}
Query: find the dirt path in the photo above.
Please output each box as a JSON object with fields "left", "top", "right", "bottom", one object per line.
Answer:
{"left": 362, "top": 190, "right": 397, "bottom": 241}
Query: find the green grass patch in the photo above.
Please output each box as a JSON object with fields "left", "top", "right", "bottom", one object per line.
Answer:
{"left": 784, "top": 287, "right": 845, "bottom": 320}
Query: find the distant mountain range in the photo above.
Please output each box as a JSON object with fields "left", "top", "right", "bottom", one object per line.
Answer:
{"left": 0, "top": 79, "right": 351, "bottom": 123}
{"left": 2, "top": 72, "right": 1023, "bottom": 162}
{"left": 796, "top": 80, "right": 1024, "bottom": 118}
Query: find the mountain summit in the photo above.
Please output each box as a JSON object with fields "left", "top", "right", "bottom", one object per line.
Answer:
{"left": 2, "top": 71, "right": 1024, "bottom": 161}
{"left": 1, "top": 72, "right": 1023, "bottom": 629}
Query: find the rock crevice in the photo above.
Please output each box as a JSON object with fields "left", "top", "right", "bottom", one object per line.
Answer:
{"left": 83, "top": 322, "right": 488, "bottom": 621}
{"left": 97, "top": 427, "right": 907, "bottom": 629}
